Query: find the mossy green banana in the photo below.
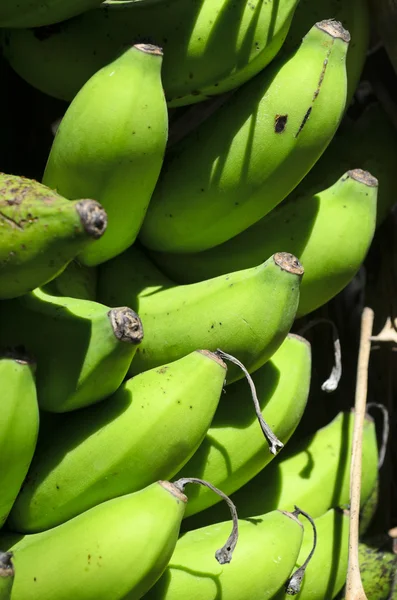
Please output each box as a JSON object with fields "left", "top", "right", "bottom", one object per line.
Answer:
{"left": 145, "top": 509, "right": 304, "bottom": 600}
{"left": 173, "top": 334, "right": 311, "bottom": 520}
{"left": 42, "top": 43, "right": 167, "bottom": 267}
{"left": 150, "top": 169, "right": 378, "bottom": 318}
{"left": 98, "top": 246, "right": 303, "bottom": 383}
{"left": 0, "top": 553, "right": 14, "bottom": 600}
{"left": 0, "top": 352, "right": 39, "bottom": 528}
{"left": 271, "top": 508, "right": 350, "bottom": 600}
{"left": 139, "top": 20, "right": 350, "bottom": 253}
{"left": 0, "top": 173, "right": 107, "bottom": 299}
{"left": 0, "top": 481, "right": 188, "bottom": 600}
{"left": 0, "top": 287, "right": 144, "bottom": 412}
{"left": 43, "top": 260, "right": 97, "bottom": 301}
{"left": 0, "top": 0, "right": 104, "bottom": 28}
{"left": 8, "top": 350, "right": 227, "bottom": 533}
{"left": 186, "top": 411, "right": 378, "bottom": 529}
{"left": 1, "top": 0, "right": 300, "bottom": 105}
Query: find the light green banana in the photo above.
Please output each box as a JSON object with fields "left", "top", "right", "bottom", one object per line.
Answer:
{"left": 0, "top": 481, "right": 188, "bottom": 600}
{"left": 172, "top": 333, "right": 311, "bottom": 520}
{"left": 0, "top": 352, "right": 39, "bottom": 528}
{"left": 271, "top": 508, "right": 350, "bottom": 600}
{"left": 145, "top": 509, "right": 304, "bottom": 600}
{"left": 0, "top": 287, "right": 144, "bottom": 412}
{"left": 98, "top": 246, "right": 303, "bottom": 383}
{"left": 149, "top": 169, "right": 378, "bottom": 318}
{"left": 43, "top": 260, "right": 97, "bottom": 301}
{"left": 0, "top": 553, "right": 14, "bottom": 600}
{"left": 185, "top": 411, "right": 378, "bottom": 529}
{"left": 42, "top": 43, "right": 167, "bottom": 267}
{"left": 8, "top": 350, "right": 227, "bottom": 533}
{"left": 139, "top": 19, "right": 350, "bottom": 253}
{"left": 0, "top": 173, "right": 107, "bottom": 299}
{"left": 1, "top": 0, "right": 300, "bottom": 105}
{"left": 0, "top": 0, "right": 104, "bottom": 28}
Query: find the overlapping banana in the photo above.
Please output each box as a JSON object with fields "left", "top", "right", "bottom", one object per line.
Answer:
{"left": 0, "top": 0, "right": 104, "bottom": 28}
{"left": 1, "top": 0, "right": 300, "bottom": 104}
{"left": 0, "top": 287, "right": 144, "bottom": 412}
{"left": 98, "top": 246, "right": 303, "bottom": 382}
{"left": 43, "top": 43, "right": 168, "bottom": 266}
{"left": 44, "top": 261, "right": 97, "bottom": 301}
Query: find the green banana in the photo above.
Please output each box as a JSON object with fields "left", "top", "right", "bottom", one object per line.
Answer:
{"left": 0, "top": 173, "right": 107, "bottom": 299}
{"left": 185, "top": 411, "right": 378, "bottom": 529}
{"left": 1, "top": 0, "right": 300, "bottom": 105}
{"left": 0, "top": 351, "right": 39, "bottom": 528}
{"left": 43, "top": 260, "right": 97, "bottom": 301}
{"left": 271, "top": 508, "right": 350, "bottom": 600}
{"left": 145, "top": 509, "right": 304, "bottom": 600}
{"left": 8, "top": 350, "right": 227, "bottom": 533}
{"left": 97, "top": 246, "right": 303, "bottom": 383}
{"left": 359, "top": 478, "right": 379, "bottom": 537}
{"left": 0, "top": 0, "right": 104, "bottom": 28}
{"left": 139, "top": 19, "right": 350, "bottom": 253}
{"left": 0, "top": 481, "right": 188, "bottom": 600}
{"left": 0, "top": 287, "right": 144, "bottom": 412}
{"left": 42, "top": 43, "right": 168, "bottom": 267}
{"left": 149, "top": 169, "right": 378, "bottom": 318}
{"left": 0, "top": 553, "right": 14, "bottom": 600}
{"left": 173, "top": 333, "right": 311, "bottom": 519}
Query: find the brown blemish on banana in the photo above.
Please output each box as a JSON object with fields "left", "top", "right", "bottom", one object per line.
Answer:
{"left": 159, "top": 480, "right": 188, "bottom": 503}
{"left": 108, "top": 307, "right": 144, "bottom": 344}
{"left": 274, "top": 252, "right": 304, "bottom": 276}
{"left": 274, "top": 114, "right": 288, "bottom": 133}
{"left": 348, "top": 169, "right": 378, "bottom": 188}
{"left": 0, "top": 552, "right": 14, "bottom": 577}
{"left": 197, "top": 349, "right": 227, "bottom": 369}
{"left": 135, "top": 44, "right": 163, "bottom": 57}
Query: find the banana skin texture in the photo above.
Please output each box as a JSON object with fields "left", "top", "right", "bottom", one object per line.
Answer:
{"left": 150, "top": 169, "right": 378, "bottom": 318}
{"left": 186, "top": 411, "right": 378, "bottom": 529}
{"left": 0, "top": 0, "right": 104, "bottom": 28}
{"left": 145, "top": 509, "right": 304, "bottom": 600}
{"left": 0, "top": 481, "right": 188, "bottom": 600}
{"left": 0, "top": 287, "right": 144, "bottom": 412}
{"left": 346, "top": 539, "right": 397, "bottom": 600}
{"left": 0, "top": 353, "right": 39, "bottom": 528}
{"left": 43, "top": 44, "right": 168, "bottom": 267}
{"left": 0, "top": 552, "right": 14, "bottom": 600}
{"left": 2, "top": 0, "right": 300, "bottom": 105}
{"left": 174, "top": 334, "right": 311, "bottom": 520}
{"left": 139, "top": 20, "right": 350, "bottom": 253}
{"left": 98, "top": 246, "right": 303, "bottom": 383}
{"left": 271, "top": 508, "right": 350, "bottom": 600}
{"left": 0, "top": 173, "right": 107, "bottom": 299}
{"left": 8, "top": 350, "right": 227, "bottom": 533}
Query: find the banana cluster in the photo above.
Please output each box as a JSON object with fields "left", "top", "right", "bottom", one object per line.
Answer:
{"left": 0, "top": 0, "right": 393, "bottom": 599}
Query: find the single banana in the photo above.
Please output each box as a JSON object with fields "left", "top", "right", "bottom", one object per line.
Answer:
{"left": 0, "top": 173, "right": 107, "bottom": 299}
{"left": 359, "top": 478, "right": 379, "bottom": 536}
{"left": 149, "top": 170, "right": 378, "bottom": 318}
{"left": 8, "top": 350, "right": 227, "bottom": 533}
{"left": 0, "top": 553, "right": 14, "bottom": 600}
{"left": 172, "top": 333, "right": 311, "bottom": 519}
{"left": 42, "top": 43, "right": 168, "bottom": 267}
{"left": 43, "top": 260, "right": 97, "bottom": 301}
{"left": 271, "top": 508, "right": 350, "bottom": 600}
{"left": 145, "top": 509, "right": 304, "bottom": 600}
{"left": 0, "top": 0, "right": 104, "bottom": 28}
{"left": 0, "top": 287, "right": 144, "bottom": 412}
{"left": 98, "top": 246, "right": 303, "bottom": 383}
{"left": 0, "top": 481, "right": 188, "bottom": 600}
{"left": 0, "top": 351, "right": 39, "bottom": 528}
{"left": 139, "top": 19, "right": 350, "bottom": 253}
{"left": 346, "top": 538, "right": 397, "bottom": 600}
{"left": 1, "top": 0, "right": 301, "bottom": 105}
{"left": 185, "top": 411, "right": 378, "bottom": 529}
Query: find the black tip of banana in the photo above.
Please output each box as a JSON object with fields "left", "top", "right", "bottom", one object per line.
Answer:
{"left": 316, "top": 20, "right": 351, "bottom": 43}
{"left": 76, "top": 199, "right": 108, "bottom": 239}
{"left": 108, "top": 307, "right": 144, "bottom": 344}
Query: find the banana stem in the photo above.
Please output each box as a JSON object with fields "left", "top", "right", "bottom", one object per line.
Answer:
{"left": 285, "top": 506, "right": 317, "bottom": 595}
{"left": 215, "top": 349, "right": 284, "bottom": 454}
{"left": 345, "top": 306, "right": 374, "bottom": 600}
{"left": 173, "top": 477, "right": 239, "bottom": 564}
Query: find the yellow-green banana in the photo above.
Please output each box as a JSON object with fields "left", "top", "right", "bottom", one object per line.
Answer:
{"left": 0, "top": 287, "right": 144, "bottom": 412}
{"left": 1, "top": 0, "right": 300, "bottom": 105}
{"left": 98, "top": 246, "right": 303, "bottom": 383}
{"left": 0, "top": 553, "right": 14, "bottom": 600}
{"left": 139, "top": 19, "right": 350, "bottom": 253}
{"left": 0, "top": 352, "right": 39, "bottom": 528}
{"left": 0, "top": 173, "right": 107, "bottom": 299}
{"left": 0, "top": 481, "right": 188, "bottom": 600}
{"left": 0, "top": 0, "right": 104, "bottom": 28}
{"left": 145, "top": 509, "right": 304, "bottom": 600}
{"left": 8, "top": 350, "right": 227, "bottom": 533}
{"left": 42, "top": 43, "right": 167, "bottom": 267}
{"left": 149, "top": 169, "right": 378, "bottom": 318}
{"left": 271, "top": 508, "right": 350, "bottom": 600}
{"left": 173, "top": 334, "right": 311, "bottom": 520}
{"left": 186, "top": 411, "right": 378, "bottom": 529}
{"left": 43, "top": 260, "right": 97, "bottom": 301}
